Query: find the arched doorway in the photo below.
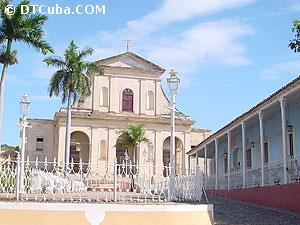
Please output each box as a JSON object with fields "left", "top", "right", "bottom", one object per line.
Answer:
{"left": 115, "top": 136, "right": 136, "bottom": 165}
{"left": 163, "top": 137, "right": 184, "bottom": 176}
{"left": 70, "top": 131, "right": 90, "bottom": 171}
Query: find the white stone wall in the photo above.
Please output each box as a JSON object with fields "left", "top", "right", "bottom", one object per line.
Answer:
{"left": 25, "top": 119, "right": 56, "bottom": 161}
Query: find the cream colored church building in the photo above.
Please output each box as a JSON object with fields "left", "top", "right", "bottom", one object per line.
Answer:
{"left": 25, "top": 52, "right": 211, "bottom": 173}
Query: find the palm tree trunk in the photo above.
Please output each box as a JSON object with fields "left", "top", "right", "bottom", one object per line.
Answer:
{"left": 0, "top": 39, "right": 12, "bottom": 150}
{"left": 64, "top": 91, "right": 72, "bottom": 169}
{"left": 0, "top": 63, "right": 8, "bottom": 150}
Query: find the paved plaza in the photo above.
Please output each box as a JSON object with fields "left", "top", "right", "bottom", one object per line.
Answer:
{"left": 206, "top": 195, "right": 300, "bottom": 225}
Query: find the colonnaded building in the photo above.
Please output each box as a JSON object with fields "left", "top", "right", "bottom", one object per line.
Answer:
{"left": 188, "top": 76, "right": 300, "bottom": 190}
{"left": 25, "top": 51, "right": 211, "bottom": 174}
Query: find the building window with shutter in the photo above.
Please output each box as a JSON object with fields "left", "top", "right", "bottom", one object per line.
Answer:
{"left": 232, "top": 147, "right": 239, "bottom": 169}
{"left": 122, "top": 88, "right": 133, "bottom": 112}
{"left": 224, "top": 154, "right": 228, "bottom": 174}
{"left": 246, "top": 148, "right": 252, "bottom": 168}
{"left": 36, "top": 137, "right": 44, "bottom": 151}
{"left": 264, "top": 141, "right": 269, "bottom": 165}
{"left": 288, "top": 133, "right": 294, "bottom": 159}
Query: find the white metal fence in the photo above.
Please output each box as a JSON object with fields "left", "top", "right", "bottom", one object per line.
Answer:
{"left": 0, "top": 156, "right": 203, "bottom": 203}
{"left": 204, "top": 157, "right": 300, "bottom": 190}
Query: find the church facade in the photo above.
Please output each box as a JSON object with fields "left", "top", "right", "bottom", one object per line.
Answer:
{"left": 25, "top": 52, "right": 211, "bottom": 174}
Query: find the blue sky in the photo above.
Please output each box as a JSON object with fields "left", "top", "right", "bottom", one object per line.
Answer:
{"left": 3, "top": 0, "right": 300, "bottom": 145}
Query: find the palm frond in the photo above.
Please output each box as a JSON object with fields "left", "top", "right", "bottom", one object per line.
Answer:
{"left": 88, "top": 63, "right": 104, "bottom": 76}
{"left": 0, "top": 47, "right": 17, "bottom": 65}
{"left": 43, "top": 56, "right": 67, "bottom": 68}
{"left": 46, "top": 40, "right": 99, "bottom": 106}
{"left": 78, "top": 47, "right": 94, "bottom": 60}
{"left": 115, "top": 124, "right": 149, "bottom": 150}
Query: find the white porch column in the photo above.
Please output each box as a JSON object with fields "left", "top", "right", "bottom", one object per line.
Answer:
{"left": 227, "top": 131, "right": 231, "bottom": 190}
{"left": 215, "top": 139, "right": 218, "bottom": 190}
{"left": 204, "top": 146, "right": 207, "bottom": 187}
{"left": 258, "top": 111, "right": 265, "bottom": 187}
{"left": 188, "top": 155, "right": 191, "bottom": 173}
{"left": 280, "top": 97, "right": 288, "bottom": 184}
{"left": 241, "top": 122, "right": 246, "bottom": 189}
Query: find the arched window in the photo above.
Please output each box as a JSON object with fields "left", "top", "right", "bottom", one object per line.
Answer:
{"left": 99, "top": 140, "right": 107, "bottom": 160}
{"left": 100, "top": 87, "right": 108, "bottom": 107}
{"left": 122, "top": 88, "right": 133, "bottom": 112}
{"left": 163, "top": 137, "right": 183, "bottom": 176}
{"left": 146, "top": 91, "right": 154, "bottom": 110}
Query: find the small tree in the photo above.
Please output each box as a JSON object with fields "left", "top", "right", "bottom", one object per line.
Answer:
{"left": 45, "top": 40, "right": 102, "bottom": 167}
{"left": 116, "top": 124, "right": 149, "bottom": 163}
{"left": 289, "top": 19, "right": 300, "bottom": 52}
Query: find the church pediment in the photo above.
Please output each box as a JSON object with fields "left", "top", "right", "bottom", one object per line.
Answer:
{"left": 93, "top": 52, "right": 165, "bottom": 73}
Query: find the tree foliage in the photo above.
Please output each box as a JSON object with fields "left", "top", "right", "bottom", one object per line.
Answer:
{"left": 45, "top": 40, "right": 103, "bottom": 105}
{"left": 116, "top": 124, "right": 149, "bottom": 150}
{"left": 289, "top": 19, "right": 300, "bottom": 53}
{"left": 0, "top": 0, "right": 53, "bottom": 65}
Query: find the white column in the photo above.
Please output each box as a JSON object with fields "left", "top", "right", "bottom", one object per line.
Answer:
{"left": 204, "top": 146, "right": 208, "bottom": 187}
{"left": 188, "top": 155, "right": 191, "bottom": 172}
{"left": 241, "top": 122, "right": 246, "bottom": 189}
{"left": 215, "top": 139, "right": 218, "bottom": 190}
{"left": 258, "top": 111, "right": 265, "bottom": 187}
{"left": 280, "top": 98, "right": 288, "bottom": 184}
{"left": 227, "top": 131, "right": 231, "bottom": 190}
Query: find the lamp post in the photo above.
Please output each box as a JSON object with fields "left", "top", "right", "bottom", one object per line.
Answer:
{"left": 16, "top": 94, "right": 31, "bottom": 200}
{"left": 167, "top": 69, "right": 180, "bottom": 201}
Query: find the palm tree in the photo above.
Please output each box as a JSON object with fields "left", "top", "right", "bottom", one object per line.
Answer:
{"left": 116, "top": 124, "right": 149, "bottom": 163}
{"left": 0, "top": 0, "right": 53, "bottom": 146}
{"left": 44, "top": 40, "right": 102, "bottom": 167}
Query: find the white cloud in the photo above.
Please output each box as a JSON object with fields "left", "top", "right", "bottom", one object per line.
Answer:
{"left": 261, "top": 60, "right": 300, "bottom": 80}
{"left": 287, "top": 1, "right": 300, "bottom": 12}
{"left": 30, "top": 95, "right": 59, "bottom": 102}
{"left": 6, "top": 74, "right": 33, "bottom": 87}
{"left": 31, "top": 66, "right": 56, "bottom": 80}
{"left": 81, "top": 0, "right": 255, "bottom": 86}
{"left": 142, "top": 20, "right": 253, "bottom": 77}
{"left": 125, "top": 0, "right": 255, "bottom": 36}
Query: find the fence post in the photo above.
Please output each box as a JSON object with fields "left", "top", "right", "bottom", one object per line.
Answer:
{"left": 15, "top": 154, "right": 20, "bottom": 201}
{"left": 113, "top": 158, "right": 117, "bottom": 202}
{"left": 195, "top": 165, "right": 203, "bottom": 202}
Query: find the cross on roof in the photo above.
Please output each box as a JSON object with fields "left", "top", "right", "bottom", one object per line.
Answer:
{"left": 123, "top": 39, "right": 132, "bottom": 52}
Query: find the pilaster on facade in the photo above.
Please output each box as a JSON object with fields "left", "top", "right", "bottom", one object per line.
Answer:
{"left": 108, "top": 76, "right": 112, "bottom": 112}
{"left": 139, "top": 78, "right": 142, "bottom": 115}
{"left": 154, "top": 80, "right": 158, "bottom": 116}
